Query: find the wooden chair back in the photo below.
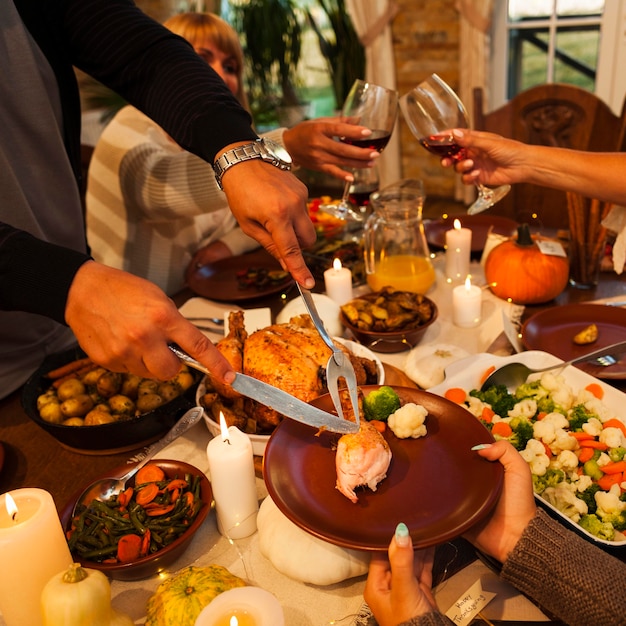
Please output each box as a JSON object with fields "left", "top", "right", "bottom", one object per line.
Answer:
{"left": 473, "top": 84, "right": 626, "bottom": 228}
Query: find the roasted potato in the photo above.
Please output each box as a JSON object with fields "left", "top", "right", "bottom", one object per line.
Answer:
{"left": 573, "top": 323, "right": 598, "bottom": 345}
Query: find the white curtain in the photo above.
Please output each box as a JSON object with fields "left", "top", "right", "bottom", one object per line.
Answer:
{"left": 345, "top": 0, "right": 401, "bottom": 188}
{"left": 455, "top": 0, "right": 496, "bottom": 203}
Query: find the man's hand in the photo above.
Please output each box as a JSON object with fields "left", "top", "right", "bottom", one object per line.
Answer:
{"left": 65, "top": 261, "right": 234, "bottom": 383}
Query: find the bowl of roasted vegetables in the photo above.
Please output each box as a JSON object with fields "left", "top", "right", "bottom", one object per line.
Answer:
{"left": 340, "top": 287, "right": 438, "bottom": 353}
{"left": 60, "top": 459, "right": 211, "bottom": 580}
{"left": 21, "top": 346, "right": 201, "bottom": 454}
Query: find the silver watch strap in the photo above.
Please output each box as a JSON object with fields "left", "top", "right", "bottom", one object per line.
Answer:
{"left": 213, "top": 142, "right": 263, "bottom": 190}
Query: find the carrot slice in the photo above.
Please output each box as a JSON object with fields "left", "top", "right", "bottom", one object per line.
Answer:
{"left": 369, "top": 420, "right": 387, "bottom": 433}
{"left": 598, "top": 473, "right": 622, "bottom": 491}
{"left": 579, "top": 439, "right": 608, "bottom": 450}
{"left": 600, "top": 460, "right": 626, "bottom": 475}
{"left": 45, "top": 357, "right": 93, "bottom": 380}
{"left": 145, "top": 503, "right": 176, "bottom": 517}
{"left": 135, "top": 483, "right": 159, "bottom": 506}
{"left": 491, "top": 421, "right": 513, "bottom": 437}
{"left": 577, "top": 447, "right": 595, "bottom": 463}
{"left": 444, "top": 388, "right": 467, "bottom": 404}
{"left": 603, "top": 418, "right": 626, "bottom": 437}
{"left": 569, "top": 432, "right": 595, "bottom": 441}
{"left": 117, "top": 487, "right": 134, "bottom": 509}
{"left": 585, "top": 382, "right": 604, "bottom": 400}
{"left": 140, "top": 529, "right": 151, "bottom": 558}
{"left": 135, "top": 464, "right": 165, "bottom": 485}
{"left": 117, "top": 534, "right": 142, "bottom": 563}
{"left": 542, "top": 441, "right": 553, "bottom": 458}
{"left": 481, "top": 406, "right": 495, "bottom": 424}
{"left": 479, "top": 365, "right": 496, "bottom": 387}
{"left": 166, "top": 479, "right": 189, "bottom": 491}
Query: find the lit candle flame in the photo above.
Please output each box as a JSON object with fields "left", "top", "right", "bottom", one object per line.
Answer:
{"left": 464, "top": 275, "right": 472, "bottom": 291}
{"left": 453, "top": 218, "right": 462, "bottom": 230}
{"left": 332, "top": 257, "right": 342, "bottom": 271}
{"left": 230, "top": 616, "right": 238, "bottom": 626}
{"left": 5, "top": 492, "right": 18, "bottom": 522}
{"left": 219, "top": 411, "right": 230, "bottom": 444}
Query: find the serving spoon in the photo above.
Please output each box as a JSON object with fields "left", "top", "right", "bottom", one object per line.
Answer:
{"left": 70, "top": 406, "right": 204, "bottom": 517}
{"left": 480, "top": 340, "right": 626, "bottom": 391}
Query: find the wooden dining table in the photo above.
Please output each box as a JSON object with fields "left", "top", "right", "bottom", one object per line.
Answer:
{"left": 0, "top": 257, "right": 624, "bottom": 625}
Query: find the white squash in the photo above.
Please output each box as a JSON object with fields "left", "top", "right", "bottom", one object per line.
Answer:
{"left": 257, "top": 496, "right": 370, "bottom": 585}
{"left": 403, "top": 343, "right": 470, "bottom": 389}
{"left": 41, "top": 563, "right": 134, "bottom": 626}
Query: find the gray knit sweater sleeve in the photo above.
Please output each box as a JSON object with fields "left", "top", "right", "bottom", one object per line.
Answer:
{"left": 398, "top": 611, "right": 454, "bottom": 626}
{"left": 501, "top": 508, "right": 626, "bottom": 626}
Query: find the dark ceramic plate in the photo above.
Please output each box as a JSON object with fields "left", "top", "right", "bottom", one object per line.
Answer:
{"left": 187, "top": 248, "right": 294, "bottom": 302}
{"left": 21, "top": 347, "right": 201, "bottom": 454}
{"left": 60, "top": 459, "right": 211, "bottom": 580}
{"left": 0, "top": 442, "right": 4, "bottom": 476}
{"left": 263, "top": 386, "right": 503, "bottom": 551}
{"left": 522, "top": 304, "right": 626, "bottom": 379}
{"left": 425, "top": 214, "right": 518, "bottom": 253}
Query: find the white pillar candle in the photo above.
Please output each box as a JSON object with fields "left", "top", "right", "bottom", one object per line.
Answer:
{"left": 452, "top": 277, "right": 482, "bottom": 328}
{"left": 445, "top": 219, "right": 472, "bottom": 282}
{"left": 0, "top": 489, "right": 72, "bottom": 626}
{"left": 324, "top": 258, "right": 353, "bottom": 305}
{"left": 206, "top": 414, "right": 259, "bottom": 539}
{"left": 195, "top": 587, "right": 284, "bottom": 626}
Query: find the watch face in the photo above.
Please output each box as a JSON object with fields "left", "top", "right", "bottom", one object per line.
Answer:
{"left": 262, "top": 138, "right": 292, "bottom": 165}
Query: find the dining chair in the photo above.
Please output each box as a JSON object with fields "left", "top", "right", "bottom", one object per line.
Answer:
{"left": 472, "top": 83, "right": 626, "bottom": 228}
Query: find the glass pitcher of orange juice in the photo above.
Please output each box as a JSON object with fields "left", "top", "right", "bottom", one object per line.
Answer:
{"left": 364, "top": 179, "right": 435, "bottom": 294}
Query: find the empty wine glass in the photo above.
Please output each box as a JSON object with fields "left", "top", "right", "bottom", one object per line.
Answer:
{"left": 399, "top": 73, "right": 510, "bottom": 215}
{"left": 321, "top": 79, "right": 398, "bottom": 223}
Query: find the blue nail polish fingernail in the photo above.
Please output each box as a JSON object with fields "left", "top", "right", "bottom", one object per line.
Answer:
{"left": 471, "top": 443, "right": 491, "bottom": 450}
{"left": 395, "top": 522, "right": 410, "bottom": 546}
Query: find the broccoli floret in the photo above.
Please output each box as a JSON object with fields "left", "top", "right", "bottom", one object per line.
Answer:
{"left": 470, "top": 385, "right": 517, "bottom": 418}
{"left": 579, "top": 514, "right": 615, "bottom": 541}
{"left": 568, "top": 404, "right": 595, "bottom": 431}
{"left": 598, "top": 509, "right": 626, "bottom": 531}
{"left": 531, "top": 468, "right": 565, "bottom": 494}
{"left": 608, "top": 446, "right": 626, "bottom": 462}
{"left": 514, "top": 380, "right": 559, "bottom": 414}
{"left": 577, "top": 483, "right": 602, "bottom": 514}
{"left": 363, "top": 386, "right": 401, "bottom": 422}
{"left": 508, "top": 416, "right": 535, "bottom": 451}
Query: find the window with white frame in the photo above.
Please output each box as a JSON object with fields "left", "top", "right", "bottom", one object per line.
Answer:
{"left": 490, "top": 0, "right": 626, "bottom": 114}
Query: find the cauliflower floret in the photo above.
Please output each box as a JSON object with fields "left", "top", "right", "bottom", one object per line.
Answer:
{"left": 542, "top": 481, "right": 588, "bottom": 522}
{"left": 551, "top": 450, "right": 579, "bottom": 472}
{"left": 599, "top": 427, "right": 626, "bottom": 450}
{"left": 581, "top": 396, "right": 614, "bottom": 422}
{"left": 574, "top": 473, "right": 593, "bottom": 492}
{"left": 508, "top": 398, "right": 537, "bottom": 419}
{"left": 533, "top": 420, "right": 556, "bottom": 444}
{"left": 552, "top": 428, "right": 577, "bottom": 453}
{"left": 581, "top": 417, "right": 603, "bottom": 437}
{"left": 595, "top": 484, "right": 626, "bottom": 515}
{"left": 542, "top": 412, "right": 569, "bottom": 429}
{"left": 520, "top": 438, "right": 550, "bottom": 476}
{"left": 539, "top": 372, "right": 574, "bottom": 410}
{"left": 388, "top": 403, "right": 428, "bottom": 439}
{"left": 466, "top": 395, "right": 488, "bottom": 419}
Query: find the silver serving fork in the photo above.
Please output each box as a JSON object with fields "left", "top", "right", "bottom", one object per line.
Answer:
{"left": 297, "top": 285, "right": 361, "bottom": 427}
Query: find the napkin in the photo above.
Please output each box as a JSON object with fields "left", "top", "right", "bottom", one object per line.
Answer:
{"left": 602, "top": 205, "right": 626, "bottom": 274}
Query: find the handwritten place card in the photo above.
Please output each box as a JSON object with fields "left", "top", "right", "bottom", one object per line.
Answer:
{"left": 444, "top": 579, "right": 496, "bottom": 625}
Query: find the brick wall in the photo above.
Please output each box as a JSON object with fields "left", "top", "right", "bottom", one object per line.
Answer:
{"left": 393, "top": 0, "right": 460, "bottom": 199}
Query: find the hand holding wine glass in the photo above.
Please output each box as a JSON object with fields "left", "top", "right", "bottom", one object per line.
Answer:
{"left": 399, "top": 74, "right": 510, "bottom": 215}
{"left": 324, "top": 80, "right": 398, "bottom": 222}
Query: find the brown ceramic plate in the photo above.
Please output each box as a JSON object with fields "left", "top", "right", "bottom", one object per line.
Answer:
{"left": 187, "top": 248, "right": 294, "bottom": 302}
{"left": 425, "top": 214, "right": 517, "bottom": 253}
{"left": 263, "top": 386, "right": 503, "bottom": 551}
{"left": 522, "top": 304, "right": 626, "bottom": 379}
{"left": 0, "top": 441, "right": 4, "bottom": 476}
{"left": 60, "top": 459, "right": 212, "bottom": 581}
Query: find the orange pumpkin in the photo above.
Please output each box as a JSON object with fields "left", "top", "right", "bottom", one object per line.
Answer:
{"left": 484, "top": 224, "right": 569, "bottom": 304}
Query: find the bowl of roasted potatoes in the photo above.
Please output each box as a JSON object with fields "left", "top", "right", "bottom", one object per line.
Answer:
{"left": 340, "top": 287, "right": 438, "bottom": 353}
{"left": 22, "top": 346, "right": 201, "bottom": 454}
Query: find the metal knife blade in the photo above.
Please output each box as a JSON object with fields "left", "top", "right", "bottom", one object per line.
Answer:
{"left": 231, "top": 373, "right": 358, "bottom": 434}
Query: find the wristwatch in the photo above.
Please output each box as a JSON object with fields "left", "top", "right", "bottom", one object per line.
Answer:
{"left": 213, "top": 138, "right": 292, "bottom": 190}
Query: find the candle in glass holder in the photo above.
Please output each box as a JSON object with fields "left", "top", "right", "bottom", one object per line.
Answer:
{"left": 452, "top": 276, "right": 482, "bottom": 328}
{"left": 445, "top": 219, "right": 472, "bottom": 282}
{"left": 194, "top": 587, "right": 284, "bottom": 626}
{"left": 0, "top": 489, "right": 72, "bottom": 626}
{"left": 324, "top": 258, "right": 353, "bottom": 305}
{"left": 206, "top": 413, "right": 258, "bottom": 539}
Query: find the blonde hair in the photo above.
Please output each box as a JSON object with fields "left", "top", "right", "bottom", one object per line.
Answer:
{"left": 163, "top": 12, "right": 250, "bottom": 111}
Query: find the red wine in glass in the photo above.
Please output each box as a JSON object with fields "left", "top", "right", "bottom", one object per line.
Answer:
{"left": 342, "top": 129, "right": 391, "bottom": 153}
{"left": 419, "top": 134, "right": 465, "bottom": 160}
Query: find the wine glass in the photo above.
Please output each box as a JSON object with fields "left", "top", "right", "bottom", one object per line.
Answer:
{"left": 322, "top": 79, "right": 398, "bottom": 223}
{"left": 399, "top": 73, "right": 510, "bottom": 215}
